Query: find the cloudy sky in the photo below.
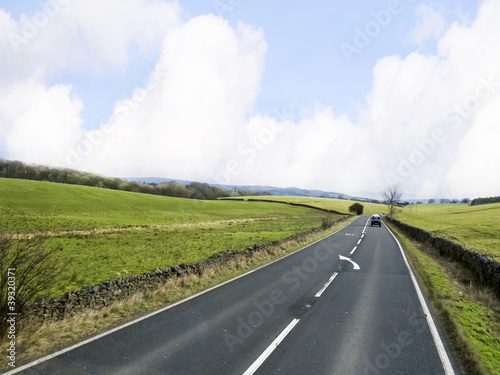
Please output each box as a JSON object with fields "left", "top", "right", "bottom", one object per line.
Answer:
{"left": 1, "top": 0, "right": 499, "bottom": 199}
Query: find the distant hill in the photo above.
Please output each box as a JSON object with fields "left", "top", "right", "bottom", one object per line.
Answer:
{"left": 123, "top": 177, "right": 370, "bottom": 201}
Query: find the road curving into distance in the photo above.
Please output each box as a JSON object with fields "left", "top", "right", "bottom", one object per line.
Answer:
{"left": 6, "top": 216, "right": 461, "bottom": 375}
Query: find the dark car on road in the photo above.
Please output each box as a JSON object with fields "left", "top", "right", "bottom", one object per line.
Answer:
{"left": 370, "top": 215, "right": 382, "bottom": 227}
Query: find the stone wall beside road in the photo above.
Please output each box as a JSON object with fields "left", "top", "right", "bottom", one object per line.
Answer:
{"left": 387, "top": 217, "right": 500, "bottom": 297}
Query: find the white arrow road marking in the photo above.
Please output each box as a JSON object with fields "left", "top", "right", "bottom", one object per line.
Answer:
{"left": 339, "top": 255, "right": 360, "bottom": 270}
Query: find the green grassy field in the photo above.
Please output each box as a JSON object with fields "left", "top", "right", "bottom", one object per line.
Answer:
{"left": 223, "top": 196, "right": 387, "bottom": 215}
{"left": 398, "top": 203, "right": 500, "bottom": 259}
{"left": 0, "top": 179, "right": 332, "bottom": 233}
{"left": 0, "top": 178, "right": 342, "bottom": 295}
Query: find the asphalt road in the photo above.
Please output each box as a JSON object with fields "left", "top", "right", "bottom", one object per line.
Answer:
{"left": 8, "top": 216, "right": 460, "bottom": 375}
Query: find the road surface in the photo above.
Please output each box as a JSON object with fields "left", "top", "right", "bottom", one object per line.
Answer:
{"left": 7, "top": 216, "right": 460, "bottom": 374}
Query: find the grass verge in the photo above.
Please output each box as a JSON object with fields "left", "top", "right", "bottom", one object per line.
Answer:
{"left": 386, "top": 221, "right": 500, "bottom": 375}
{"left": 0, "top": 216, "right": 356, "bottom": 370}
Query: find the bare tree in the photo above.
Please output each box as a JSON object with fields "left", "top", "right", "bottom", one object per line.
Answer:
{"left": 0, "top": 230, "right": 66, "bottom": 338}
{"left": 382, "top": 186, "right": 403, "bottom": 219}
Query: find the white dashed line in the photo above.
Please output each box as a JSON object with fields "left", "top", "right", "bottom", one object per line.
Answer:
{"left": 315, "top": 272, "right": 339, "bottom": 297}
{"left": 242, "top": 319, "right": 300, "bottom": 375}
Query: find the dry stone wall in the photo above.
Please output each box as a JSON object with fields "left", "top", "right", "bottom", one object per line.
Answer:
{"left": 23, "top": 217, "right": 349, "bottom": 325}
{"left": 387, "top": 217, "right": 500, "bottom": 297}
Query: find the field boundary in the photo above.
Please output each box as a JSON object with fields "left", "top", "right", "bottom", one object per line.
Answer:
{"left": 386, "top": 217, "right": 500, "bottom": 297}
{"left": 12, "top": 216, "right": 305, "bottom": 239}
{"left": 21, "top": 216, "right": 351, "bottom": 327}
{"left": 219, "top": 197, "right": 350, "bottom": 216}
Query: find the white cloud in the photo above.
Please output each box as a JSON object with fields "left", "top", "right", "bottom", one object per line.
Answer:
{"left": 230, "top": 107, "right": 370, "bottom": 194}
{"left": 363, "top": 0, "right": 500, "bottom": 198}
{"left": 80, "top": 15, "right": 267, "bottom": 180}
{"left": 0, "top": 82, "right": 84, "bottom": 165}
{"left": 411, "top": 4, "right": 446, "bottom": 47}
{"left": 236, "top": 0, "right": 500, "bottom": 198}
{"left": 0, "top": 0, "right": 181, "bottom": 166}
{"left": 4, "top": 0, "right": 181, "bottom": 76}
{"left": 445, "top": 96, "right": 500, "bottom": 198}
{"left": 1, "top": 1, "right": 500, "bottom": 200}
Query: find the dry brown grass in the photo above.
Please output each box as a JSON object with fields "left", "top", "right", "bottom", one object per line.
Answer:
{"left": 1, "top": 216, "right": 355, "bottom": 370}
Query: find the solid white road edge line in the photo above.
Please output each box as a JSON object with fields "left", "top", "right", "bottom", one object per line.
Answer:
{"left": 6, "top": 217, "right": 359, "bottom": 375}
{"left": 315, "top": 272, "right": 339, "bottom": 297}
{"left": 384, "top": 223, "right": 456, "bottom": 375}
{"left": 242, "top": 318, "right": 300, "bottom": 375}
